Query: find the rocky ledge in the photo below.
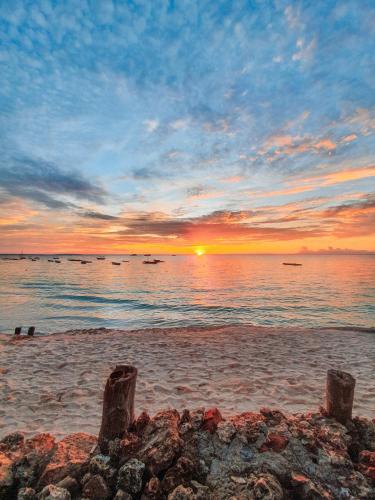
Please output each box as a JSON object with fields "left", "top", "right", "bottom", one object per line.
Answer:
{"left": 1, "top": 407, "right": 374, "bottom": 499}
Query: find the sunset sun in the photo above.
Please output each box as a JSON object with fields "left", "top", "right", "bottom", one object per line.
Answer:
{"left": 194, "top": 248, "right": 205, "bottom": 256}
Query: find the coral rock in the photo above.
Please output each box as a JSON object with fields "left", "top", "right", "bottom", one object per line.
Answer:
{"left": 39, "top": 433, "right": 96, "bottom": 487}
{"left": 142, "top": 476, "right": 162, "bottom": 499}
{"left": 114, "top": 490, "right": 132, "bottom": 500}
{"left": 162, "top": 456, "right": 196, "bottom": 493}
{"left": 117, "top": 458, "right": 145, "bottom": 494}
{"left": 138, "top": 411, "right": 182, "bottom": 474}
{"left": 202, "top": 408, "right": 223, "bottom": 434}
{"left": 39, "top": 484, "right": 71, "bottom": 500}
{"left": 55, "top": 476, "right": 79, "bottom": 496}
{"left": 260, "top": 433, "right": 289, "bottom": 453}
{"left": 82, "top": 474, "right": 110, "bottom": 499}
{"left": 17, "top": 487, "right": 37, "bottom": 499}
{"left": 168, "top": 485, "right": 195, "bottom": 499}
{"left": 134, "top": 411, "right": 151, "bottom": 434}
{"left": 248, "top": 473, "right": 284, "bottom": 499}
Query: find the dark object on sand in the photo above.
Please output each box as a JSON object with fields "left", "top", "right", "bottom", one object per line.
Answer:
{"left": 98, "top": 365, "right": 137, "bottom": 452}
{"left": 97, "top": 257, "right": 105, "bottom": 260}
{"left": 282, "top": 262, "right": 302, "bottom": 266}
{"left": 27, "top": 326, "right": 35, "bottom": 336}
{"left": 81, "top": 260, "right": 92, "bottom": 264}
{"left": 48, "top": 259, "right": 54, "bottom": 262}
{"left": 68, "top": 258, "right": 81, "bottom": 261}
{"left": 112, "top": 262, "right": 121, "bottom": 265}
{"left": 326, "top": 369, "right": 355, "bottom": 424}
{"left": 14, "top": 327, "right": 22, "bottom": 335}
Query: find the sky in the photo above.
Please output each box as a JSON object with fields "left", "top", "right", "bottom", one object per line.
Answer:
{"left": 0, "top": 0, "right": 374, "bottom": 254}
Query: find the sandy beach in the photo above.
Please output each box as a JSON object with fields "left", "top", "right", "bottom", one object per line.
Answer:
{"left": 0, "top": 324, "right": 374, "bottom": 439}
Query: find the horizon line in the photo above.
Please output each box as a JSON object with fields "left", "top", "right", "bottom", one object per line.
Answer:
{"left": 1, "top": 252, "right": 374, "bottom": 256}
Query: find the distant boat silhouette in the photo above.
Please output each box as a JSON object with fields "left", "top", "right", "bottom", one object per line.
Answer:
{"left": 97, "top": 257, "right": 105, "bottom": 260}
{"left": 112, "top": 262, "right": 121, "bottom": 265}
{"left": 283, "top": 262, "right": 302, "bottom": 266}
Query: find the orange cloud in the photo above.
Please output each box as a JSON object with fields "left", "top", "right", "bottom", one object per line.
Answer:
{"left": 221, "top": 175, "right": 244, "bottom": 183}
{"left": 260, "top": 133, "right": 338, "bottom": 158}
{"left": 341, "top": 134, "right": 357, "bottom": 143}
{"left": 293, "top": 165, "right": 375, "bottom": 189}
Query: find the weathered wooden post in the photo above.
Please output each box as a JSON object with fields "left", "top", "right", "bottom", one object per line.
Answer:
{"left": 326, "top": 369, "right": 355, "bottom": 425}
{"left": 27, "top": 326, "right": 35, "bottom": 336}
{"left": 14, "top": 327, "right": 22, "bottom": 335}
{"left": 98, "top": 365, "right": 137, "bottom": 452}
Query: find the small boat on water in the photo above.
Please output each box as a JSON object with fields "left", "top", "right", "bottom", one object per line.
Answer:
{"left": 143, "top": 259, "right": 164, "bottom": 264}
{"left": 144, "top": 254, "right": 151, "bottom": 256}
{"left": 122, "top": 260, "right": 129, "bottom": 262}
{"left": 97, "top": 257, "right": 106, "bottom": 260}
{"left": 55, "top": 260, "right": 61, "bottom": 264}
{"left": 130, "top": 254, "right": 137, "bottom": 256}
{"left": 68, "top": 258, "right": 81, "bottom": 261}
{"left": 283, "top": 262, "right": 302, "bottom": 266}
{"left": 112, "top": 262, "right": 121, "bottom": 265}
{"left": 48, "top": 259, "right": 54, "bottom": 262}
{"left": 81, "top": 260, "right": 92, "bottom": 264}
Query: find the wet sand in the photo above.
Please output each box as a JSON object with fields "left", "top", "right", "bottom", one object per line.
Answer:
{"left": 0, "top": 324, "right": 374, "bottom": 438}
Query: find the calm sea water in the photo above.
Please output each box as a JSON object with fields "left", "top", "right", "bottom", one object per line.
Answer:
{"left": 0, "top": 254, "right": 374, "bottom": 334}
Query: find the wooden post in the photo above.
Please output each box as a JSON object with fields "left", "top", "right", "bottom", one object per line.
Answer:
{"left": 98, "top": 365, "right": 137, "bottom": 452}
{"left": 27, "top": 326, "right": 35, "bottom": 336}
{"left": 14, "top": 327, "right": 22, "bottom": 335}
{"left": 326, "top": 369, "right": 355, "bottom": 425}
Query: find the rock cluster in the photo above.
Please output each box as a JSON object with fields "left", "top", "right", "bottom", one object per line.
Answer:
{"left": 1, "top": 407, "right": 374, "bottom": 499}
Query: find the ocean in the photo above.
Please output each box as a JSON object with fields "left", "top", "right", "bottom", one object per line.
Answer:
{"left": 0, "top": 254, "right": 374, "bottom": 334}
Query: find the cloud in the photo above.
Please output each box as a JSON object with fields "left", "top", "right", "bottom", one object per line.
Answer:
{"left": 291, "top": 165, "right": 375, "bottom": 190}
{"left": 260, "top": 134, "right": 337, "bottom": 158}
{"left": 292, "top": 37, "right": 316, "bottom": 62}
{"left": 0, "top": 156, "right": 106, "bottom": 208}
{"left": 143, "top": 119, "right": 159, "bottom": 132}
{"left": 320, "top": 192, "right": 375, "bottom": 217}
{"left": 299, "top": 246, "right": 374, "bottom": 255}
{"left": 81, "top": 211, "right": 119, "bottom": 221}
{"left": 221, "top": 175, "right": 244, "bottom": 183}
{"left": 78, "top": 209, "right": 321, "bottom": 244}
{"left": 170, "top": 119, "right": 189, "bottom": 130}
{"left": 186, "top": 185, "right": 223, "bottom": 200}
{"left": 342, "top": 109, "right": 375, "bottom": 136}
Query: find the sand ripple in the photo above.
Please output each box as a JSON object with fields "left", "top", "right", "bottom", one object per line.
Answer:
{"left": 0, "top": 325, "right": 374, "bottom": 438}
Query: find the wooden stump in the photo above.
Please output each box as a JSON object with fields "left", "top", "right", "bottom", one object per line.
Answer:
{"left": 14, "top": 327, "right": 22, "bottom": 335}
{"left": 27, "top": 326, "right": 35, "bottom": 336}
{"left": 98, "top": 365, "right": 137, "bottom": 452}
{"left": 326, "top": 369, "right": 355, "bottom": 425}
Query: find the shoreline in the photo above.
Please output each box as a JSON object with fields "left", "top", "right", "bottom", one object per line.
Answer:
{"left": 1, "top": 324, "right": 374, "bottom": 439}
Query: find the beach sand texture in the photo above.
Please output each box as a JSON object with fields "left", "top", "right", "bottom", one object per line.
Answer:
{"left": 0, "top": 325, "right": 374, "bottom": 438}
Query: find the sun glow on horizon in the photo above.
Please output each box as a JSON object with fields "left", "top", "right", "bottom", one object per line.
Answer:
{"left": 194, "top": 248, "right": 206, "bottom": 256}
